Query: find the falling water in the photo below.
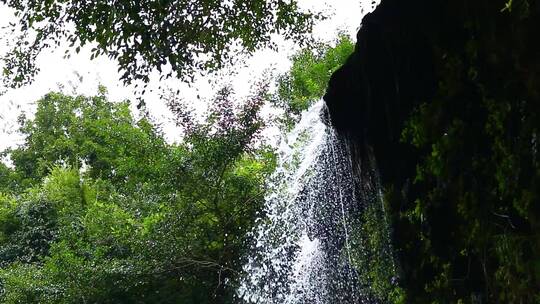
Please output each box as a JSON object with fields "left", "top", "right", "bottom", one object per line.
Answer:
{"left": 239, "top": 99, "right": 397, "bottom": 304}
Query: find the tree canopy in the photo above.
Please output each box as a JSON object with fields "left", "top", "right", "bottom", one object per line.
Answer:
{"left": 273, "top": 35, "right": 354, "bottom": 127}
{"left": 6, "top": 88, "right": 168, "bottom": 191}
{"left": 0, "top": 86, "right": 276, "bottom": 303}
{"left": 1, "top": 0, "right": 319, "bottom": 89}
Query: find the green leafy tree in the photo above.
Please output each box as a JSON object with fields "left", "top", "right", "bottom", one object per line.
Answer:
{"left": 0, "top": 168, "right": 140, "bottom": 303}
{"left": 0, "top": 162, "right": 20, "bottom": 193}
{"left": 0, "top": 86, "right": 275, "bottom": 303}
{"left": 0, "top": 167, "right": 86, "bottom": 268}
{"left": 274, "top": 35, "right": 354, "bottom": 126}
{"left": 142, "top": 83, "right": 276, "bottom": 303}
{"left": 1, "top": 0, "right": 319, "bottom": 88}
{"left": 8, "top": 89, "right": 168, "bottom": 192}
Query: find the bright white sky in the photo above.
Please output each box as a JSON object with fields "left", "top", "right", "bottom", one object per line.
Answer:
{"left": 0, "top": 0, "right": 378, "bottom": 151}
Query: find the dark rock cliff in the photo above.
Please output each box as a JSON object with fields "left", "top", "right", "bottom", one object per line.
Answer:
{"left": 325, "top": 0, "right": 540, "bottom": 302}
{"left": 324, "top": 0, "right": 436, "bottom": 184}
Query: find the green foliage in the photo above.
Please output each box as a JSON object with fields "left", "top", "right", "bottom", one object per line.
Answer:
{"left": 0, "top": 89, "right": 275, "bottom": 303}
{"left": 8, "top": 91, "right": 168, "bottom": 193}
{"left": 275, "top": 35, "right": 354, "bottom": 127}
{"left": 387, "top": 1, "right": 540, "bottom": 302}
{"left": 350, "top": 193, "right": 405, "bottom": 303}
{"left": 0, "top": 163, "right": 19, "bottom": 193}
{"left": 1, "top": 0, "right": 320, "bottom": 88}
{"left": 0, "top": 192, "right": 57, "bottom": 266}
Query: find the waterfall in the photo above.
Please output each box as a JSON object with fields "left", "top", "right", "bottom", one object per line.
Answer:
{"left": 239, "top": 100, "right": 397, "bottom": 304}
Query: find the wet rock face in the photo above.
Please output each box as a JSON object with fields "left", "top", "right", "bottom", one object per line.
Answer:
{"left": 323, "top": 0, "right": 436, "bottom": 182}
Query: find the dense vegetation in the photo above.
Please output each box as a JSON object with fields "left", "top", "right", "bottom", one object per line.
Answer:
{"left": 385, "top": 1, "right": 540, "bottom": 302}
{"left": 1, "top": 0, "right": 318, "bottom": 88}
{"left": 274, "top": 35, "right": 354, "bottom": 127}
{"left": 1, "top": 0, "right": 539, "bottom": 302}
{"left": 0, "top": 87, "right": 276, "bottom": 303}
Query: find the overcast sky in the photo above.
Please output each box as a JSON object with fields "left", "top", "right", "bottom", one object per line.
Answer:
{"left": 0, "top": 0, "right": 378, "bottom": 151}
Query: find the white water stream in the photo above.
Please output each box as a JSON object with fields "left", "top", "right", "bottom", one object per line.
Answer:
{"left": 239, "top": 99, "right": 390, "bottom": 303}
